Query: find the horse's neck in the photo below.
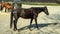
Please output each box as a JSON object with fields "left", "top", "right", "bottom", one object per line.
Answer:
{"left": 36, "top": 9, "right": 43, "bottom": 14}
{"left": 14, "top": 5, "right": 22, "bottom": 10}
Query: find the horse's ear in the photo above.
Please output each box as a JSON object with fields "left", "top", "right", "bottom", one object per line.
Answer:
{"left": 44, "top": 6, "right": 47, "bottom": 8}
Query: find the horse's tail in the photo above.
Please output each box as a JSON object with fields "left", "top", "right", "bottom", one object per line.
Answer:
{"left": 10, "top": 10, "right": 13, "bottom": 28}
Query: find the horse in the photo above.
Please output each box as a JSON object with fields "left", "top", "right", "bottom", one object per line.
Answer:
{"left": 1, "top": 2, "right": 14, "bottom": 12}
{"left": 0, "top": 3, "right": 3, "bottom": 11}
{"left": 5, "top": 4, "right": 14, "bottom": 12}
{"left": 10, "top": 4, "right": 49, "bottom": 31}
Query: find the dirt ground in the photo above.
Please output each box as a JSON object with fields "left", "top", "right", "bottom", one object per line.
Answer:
{"left": 0, "top": 4, "right": 60, "bottom": 34}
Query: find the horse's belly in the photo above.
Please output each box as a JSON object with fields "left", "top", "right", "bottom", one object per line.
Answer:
{"left": 21, "top": 14, "right": 33, "bottom": 19}
{"left": 21, "top": 17, "right": 31, "bottom": 19}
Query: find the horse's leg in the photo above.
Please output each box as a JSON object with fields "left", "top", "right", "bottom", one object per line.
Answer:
{"left": 33, "top": 12, "right": 39, "bottom": 29}
{"left": 29, "top": 18, "right": 33, "bottom": 29}
{"left": 0, "top": 7, "right": 2, "bottom": 12}
{"left": 13, "top": 20, "right": 17, "bottom": 31}
{"left": 34, "top": 18, "right": 39, "bottom": 30}
{"left": 5, "top": 8, "right": 6, "bottom": 12}
{"left": 10, "top": 11, "right": 13, "bottom": 28}
{"left": 13, "top": 14, "right": 19, "bottom": 31}
{"left": 0, "top": 6, "right": 3, "bottom": 12}
{"left": 6, "top": 8, "right": 9, "bottom": 12}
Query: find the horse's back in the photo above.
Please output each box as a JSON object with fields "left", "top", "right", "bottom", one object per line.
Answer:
{"left": 31, "top": 7, "right": 46, "bottom": 11}
{"left": 15, "top": 8, "right": 34, "bottom": 19}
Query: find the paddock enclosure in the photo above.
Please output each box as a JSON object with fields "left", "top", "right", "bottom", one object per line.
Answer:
{"left": 0, "top": 4, "right": 60, "bottom": 34}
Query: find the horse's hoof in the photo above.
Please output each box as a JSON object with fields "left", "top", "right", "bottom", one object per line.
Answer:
{"left": 29, "top": 28, "right": 32, "bottom": 31}
{"left": 13, "top": 29, "right": 17, "bottom": 31}
{"left": 17, "top": 29, "right": 20, "bottom": 32}
{"left": 37, "top": 28, "right": 39, "bottom": 30}
{"left": 29, "top": 29, "right": 32, "bottom": 31}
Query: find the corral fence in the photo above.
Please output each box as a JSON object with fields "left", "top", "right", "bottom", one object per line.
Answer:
{"left": 0, "top": 0, "right": 60, "bottom": 4}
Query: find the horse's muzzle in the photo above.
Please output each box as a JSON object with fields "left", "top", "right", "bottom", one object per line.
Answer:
{"left": 47, "top": 13, "right": 49, "bottom": 15}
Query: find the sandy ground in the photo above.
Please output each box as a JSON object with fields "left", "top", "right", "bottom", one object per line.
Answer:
{"left": 0, "top": 4, "right": 60, "bottom": 34}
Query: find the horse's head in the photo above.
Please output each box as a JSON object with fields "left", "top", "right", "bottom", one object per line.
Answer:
{"left": 43, "top": 6, "right": 49, "bottom": 15}
{"left": 30, "top": 7, "right": 49, "bottom": 16}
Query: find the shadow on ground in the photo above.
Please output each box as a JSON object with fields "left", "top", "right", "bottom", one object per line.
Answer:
{"left": 18, "top": 23, "right": 58, "bottom": 31}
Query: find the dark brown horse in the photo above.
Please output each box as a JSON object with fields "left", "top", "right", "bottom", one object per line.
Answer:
{"left": 10, "top": 4, "right": 49, "bottom": 31}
